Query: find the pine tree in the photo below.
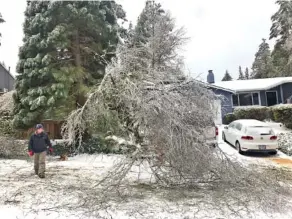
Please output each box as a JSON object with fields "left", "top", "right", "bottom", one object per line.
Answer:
{"left": 270, "top": 0, "right": 292, "bottom": 76}
{"left": 133, "top": 1, "right": 165, "bottom": 45}
{"left": 238, "top": 66, "right": 244, "bottom": 80}
{"left": 245, "top": 67, "right": 249, "bottom": 79}
{"left": 222, "top": 70, "right": 232, "bottom": 81}
{"left": 270, "top": 0, "right": 292, "bottom": 45}
{"left": 131, "top": 0, "right": 187, "bottom": 78}
{"left": 13, "top": 1, "right": 126, "bottom": 129}
{"left": 0, "top": 13, "right": 4, "bottom": 46}
{"left": 251, "top": 39, "right": 274, "bottom": 79}
{"left": 0, "top": 13, "right": 3, "bottom": 23}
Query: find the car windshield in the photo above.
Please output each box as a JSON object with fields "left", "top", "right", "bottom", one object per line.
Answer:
{"left": 246, "top": 126, "right": 274, "bottom": 135}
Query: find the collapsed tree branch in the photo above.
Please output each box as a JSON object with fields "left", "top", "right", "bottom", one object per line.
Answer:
{"left": 61, "top": 7, "right": 292, "bottom": 216}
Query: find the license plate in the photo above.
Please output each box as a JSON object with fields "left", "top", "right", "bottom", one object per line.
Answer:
{"left": 259, "top": 145, "right": 266, "bottom": 150}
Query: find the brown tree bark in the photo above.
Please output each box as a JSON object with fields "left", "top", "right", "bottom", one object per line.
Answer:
{"left": 72, "top": 29, "right": 86, "bottom": 107}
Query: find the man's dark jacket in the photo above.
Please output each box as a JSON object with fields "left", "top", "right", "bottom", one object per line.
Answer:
{"left": 28, "top": 132, "right": 52, "bottom": 153}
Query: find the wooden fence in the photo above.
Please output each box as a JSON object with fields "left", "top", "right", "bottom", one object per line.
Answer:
{"left": 20, "top": 120, "right": 64, "bottom": 140}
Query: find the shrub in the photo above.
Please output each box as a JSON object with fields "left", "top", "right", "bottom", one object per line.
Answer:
{"left": 271, "top": 104, "right": 292, "bottom": 129}
{"left": 52, "top": 142, "right": 73, "bottom": 157}
{"left": 223, "top": 105, "right": 292, "bottom": 130}
{"left": 0, "top": 137, "right": 27, "bottom": 158}
{"left": 0, "top": 117, "right": 18, "bottom": 137}
{"left": 278, "top": 132, "right": 292, "bottom": 156}
{"left": 233, "top": 106, "right": 270, "bottom": 121}
{"left": 223, "top": 113, "right": 237, "bottom": 124}
{"left": 78, "top": 136, "right": 121, "bottom": 154}
{"left": 52, "top": 136, "right": 122, "bottom": 156}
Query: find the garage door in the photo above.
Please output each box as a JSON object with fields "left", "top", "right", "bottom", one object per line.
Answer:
{"left": 213, "top": 99, "right": 222, "bottom": 125}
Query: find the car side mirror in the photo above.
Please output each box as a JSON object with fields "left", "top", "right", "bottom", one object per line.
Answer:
{"left": 224, "top": 126, "right": 228, "bottom": 130}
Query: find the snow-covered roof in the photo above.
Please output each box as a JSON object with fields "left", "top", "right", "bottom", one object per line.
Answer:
{"left": 214, "top": 77, "right": 292, "bottom": 93}
{"left": 206, "top": 83, "right": 235, "bottom": 93}
{"left": 195, "top": 80, "right": 235, "bottom": 93}
{"left": 0, "top": 63, "right": 15, "bottom": 80}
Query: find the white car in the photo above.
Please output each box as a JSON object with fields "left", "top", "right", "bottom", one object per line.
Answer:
{"left": 222, "top": 119, "right": 278, "bottom": 155}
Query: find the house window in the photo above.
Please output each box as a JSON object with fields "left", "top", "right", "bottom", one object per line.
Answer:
{"left": 266, "top": 91, "right": 277, "bottom": 106}
{"left": 239, "top": 93, "right": 253, "bottom": 106}
{"left": 232, "top": 93, "right": 260, "bottom": 106}
{"left": 235, "top": 123, "right": 242, "bottom": 131}
{"left": 253, "top": 93, "right": 259, "bottom": 105}
{"left": 232, "top": 95, "right": 239, "bottom": 106}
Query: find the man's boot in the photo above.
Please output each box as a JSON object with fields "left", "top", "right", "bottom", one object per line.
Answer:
{"left": 38, "top": 172, "right": 45, "bottom": 178}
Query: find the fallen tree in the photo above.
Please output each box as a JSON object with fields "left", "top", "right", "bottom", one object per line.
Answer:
{"left": 61, "top": 2, "right": 292, "bottom": 217}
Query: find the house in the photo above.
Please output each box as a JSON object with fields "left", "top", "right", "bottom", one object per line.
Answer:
{"left": 204, "top": 70, "right": 236, "bottom": 124}
{"left": 209, "top": 73, "right": 292, "bottom": 118}
{"left": 0, "top": 62, "right": 15, "bottom": 93}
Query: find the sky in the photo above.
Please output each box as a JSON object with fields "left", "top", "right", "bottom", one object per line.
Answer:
{"left": 0, "top": 0, "right": 278, "bottom": 82}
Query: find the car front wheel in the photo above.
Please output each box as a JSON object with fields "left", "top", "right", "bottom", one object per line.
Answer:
{"left": 222, "top": 133, "right": 226, "bottom": 142}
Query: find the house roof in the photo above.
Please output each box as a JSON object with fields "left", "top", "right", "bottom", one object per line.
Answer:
{"left": 205, "top": 83, "right": 236, "bottom": 94}
{"left": 0, "top": 63, "right": 15, "bottom": 80}
{"left": 195, "top": 80, "right": 235, "bottom": 94}
{"left": 214, "top": 77, "right": 292, "bottom": 92}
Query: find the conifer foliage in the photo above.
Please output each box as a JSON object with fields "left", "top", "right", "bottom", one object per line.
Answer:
{"left": 270, "top": 0, "right": 292, "bottom": 76}
{"left": 0, "top": 12, "right": 4, "bottom": 46}
{"left": 245, "top": 67, "right": 249, "bottom": 79}
{"left": 251, "top": 39, "right": 274, "bottom": 79}
{"left": 131, "top": 0, "right": 187, "bottom": 78}
{"left": 13, "top": 1, "right": 126, "bottom": 129}
{"left": 238, "top": 66, "right": 244, "bottom": 80}
{"left": 222, "top": 70, "right": 232, "bottom": 81}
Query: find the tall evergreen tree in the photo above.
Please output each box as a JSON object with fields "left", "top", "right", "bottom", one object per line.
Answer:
{"left": 13, "top": 1, "right": 126, "bottom": 129}
{"left": 133, "top": 1, "right": 165, "bottom": 45}
{"left": 131, "top": 0, "right": 187, "bottom": 78}
{"left": 238, "top": 66, "right": 244, "bottom": 80}
{"left": 251, "top": 39, "right": 274, "bottom": 79}
{"left": 0, "top": 13, "right": 4, "bottom": 46}
{"left": 222, "top": 70, "right": 232, "bottom": 81}
{"left": 270, "top": 0, "right": 292, "bottom": 76}
{"left": 245, "top": 67, "right": 249, "bottom": 79}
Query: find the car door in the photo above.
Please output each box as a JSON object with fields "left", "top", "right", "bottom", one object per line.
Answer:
{"left": 226, "top": 122, "right": 236, "bottom": 143}
{"left": 233, "top": 123, "right": 243, "bottom": 145}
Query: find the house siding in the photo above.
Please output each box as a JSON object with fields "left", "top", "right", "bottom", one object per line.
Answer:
{"left": 259, "top": 91, "right": 266, "bottom": 106}
{"left": 0, "top": 65, "right": 15, "bottom": 91}
{"left": 258, "top": 84, "right": 292, "bottom": 106}
{"left": 209, "top": 80, "right": 292, "bottom": 120}
{"left": 209, "top": 88, "right": 233, "bottom": 117}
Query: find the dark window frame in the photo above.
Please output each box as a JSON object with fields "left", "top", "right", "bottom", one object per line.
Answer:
{"left": 232, "top": 92, "right": 260, "bottom": 107}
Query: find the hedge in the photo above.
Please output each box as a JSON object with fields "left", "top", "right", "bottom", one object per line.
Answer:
{"left": 233, "top": 106, "right": 270, "bottom": 121}
{"left": 222, "top": 113, "right": 237, "bottom": 124}
{"left": 222, "top": 104, "right": 292, "bottom": 129}
{"left": 270, "top": 104, "right": 292, "bottom": 129}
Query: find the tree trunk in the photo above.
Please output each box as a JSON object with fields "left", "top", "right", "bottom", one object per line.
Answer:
{"left": 73, "top": 29, "right": 86, "bottom": 107}
{"left": 74, "top": 29, "right": 82, "bottom": 68}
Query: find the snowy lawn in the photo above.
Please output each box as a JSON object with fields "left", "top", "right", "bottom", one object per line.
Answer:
{"left": 0, "top": 152, "right": 292, "bottom": 219}
{"left": 1, "top": 126, "right": 292, "bottom": 219}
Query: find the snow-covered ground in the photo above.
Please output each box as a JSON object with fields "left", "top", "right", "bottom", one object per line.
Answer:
{"left": 1, "top": 153, "right": 292, "bottom": 219}
{"left": 1, "top": 126, "right": 292, "bottom": 219}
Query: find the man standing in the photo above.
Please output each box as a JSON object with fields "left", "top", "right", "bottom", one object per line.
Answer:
{"left": 28, "top": 124, "right": 53, "bottom": 178}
